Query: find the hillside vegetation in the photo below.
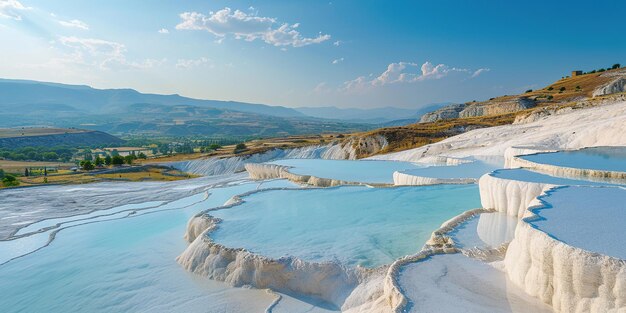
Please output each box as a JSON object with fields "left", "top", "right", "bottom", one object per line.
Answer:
{"left": 343, "top": 66, "right": 626, "bottom": 158}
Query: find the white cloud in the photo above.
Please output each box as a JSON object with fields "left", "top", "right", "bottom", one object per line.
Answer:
{"left": 312, "top": 82, "right": 332, "bottom": 94}
{"left": 56, "top": 36, "right": 161, "bottom": 70}
{"left": 58, "top": 19, "right": 89, "bottom": 30}
{"left": 175, "top": 57, "right": 211, "bottom": 69}
{"left": 333, "top": 40, "right": 341, "bottom": 46}
{"left": 158, "top": 28, "right": 169, "bottom": 34}
{"left": 342, "top": 61, "right": 479, "bottom": 92}
{"left": 332, "top": 57, "right": 344, "bottom": 64}
{"left": 471, "top": 68, "right": 490, "bottom": 78}
{"left": 0, "top": 0, "right": 30, "bottom": 20}
{"left": 175, "top": 7, "right": 330, "bottom": 48}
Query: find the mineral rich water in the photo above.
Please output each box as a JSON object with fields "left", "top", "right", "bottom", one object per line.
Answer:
{"left": 530, "top": 186, "right": 626, "bottom": 259}
{"left": 520, "top": 146, "right": 626, "bottom": 172}
{"left": 210, "top": 184, "right": 481, "bottom": 267}
{"left": 491, "top": 168, "right": 622, "bottom": 185}
{"left": 399, "top": 160, "right": 499, "bottom": 179}
{"left": 269, "top": 159, "right": 425, "bottom": 183}
{"left": 0, "top": 179, "right": 304, "bottom": 313}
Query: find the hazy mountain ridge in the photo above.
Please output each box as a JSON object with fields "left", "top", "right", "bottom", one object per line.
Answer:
{"left": 0, "top": 79, "right": 304, "bottom": 118}
{"left": 295, "top": 103, "right": 450, "bottom": 124}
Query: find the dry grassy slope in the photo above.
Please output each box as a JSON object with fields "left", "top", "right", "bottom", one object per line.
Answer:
{"left": 346, "top": 68, "right": 625, "bottom": 158}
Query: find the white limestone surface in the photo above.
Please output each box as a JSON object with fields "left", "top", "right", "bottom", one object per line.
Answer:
{"left": 504, "top": 186, "right": 626, "bottom": 313}
{"left": 478, "top": 168, "right": 619, "bottom": 218}
{"left": 370, "top": 101, "right": 626, "bottom": 162}
{"left": 509, "top": 148, "right": 626, "bottom": 183}
{"left": 399, "top": 254, "right": 552, "bottom": 313}
{"left": 393, "top": 160, "right": 498, "bottom": 186}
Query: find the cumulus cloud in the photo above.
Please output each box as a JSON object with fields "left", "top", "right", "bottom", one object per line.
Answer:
{"left": 341, "top": 61, "right": 484, "bottom": 92}
{"left": 58, "top": 19, "right": 89, "bottom": 30}
{"left": 333, "top": 40, "right": 341, "bottom": 46}
{"left": 175, "top": 57, "right": 211, "bottom": 69}
{"left": 158, "top": 28, "right": 169, "bottom": 34}
{"left": 471, "top": 68, "right": 490, "bottom": 78}
{"left": 175, "top": 7, "right": 330, "bottom": 48}
{"left": 332, "top": 57, "right": 344, "bottom": 64}
{"left": 0, "top": 0, "right": 30, "bottom": 20}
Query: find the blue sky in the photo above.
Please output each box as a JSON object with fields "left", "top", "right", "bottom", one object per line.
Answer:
{"left": 1, "top": 0, "right": 624, "bottom": 109}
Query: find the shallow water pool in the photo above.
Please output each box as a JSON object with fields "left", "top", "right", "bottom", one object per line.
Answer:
{"left": 0, "top": 179, "right": 328, "bottom": 313}
{"left": 531, "top": 186, "right": 626, "bottom": 259}
{"left": 491, "top": 168, "right": 622, "bottom": 185}
{"left": 269, "top": 159, "right": 424, "bottom": 183}
{"left": 210, "top": 184, "right": 481, "bottom": 267}
{"left": 399, "top": 160, "right": 499, "bottom": 179}
{"left": 520, "top": 146, "right": 626, "bottom": 172}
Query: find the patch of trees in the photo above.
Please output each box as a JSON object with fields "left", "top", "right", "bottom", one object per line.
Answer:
{"left": 233, "top": 143, "right": 247, "bottom": 154}
{"left": 582, "top": 64, "right": 622, "bottom": 75}
{"left": 2, "top": 174, "right": 19, "bottom": 187}
{"left": 80, "top": 160, "right": 95, "bottom": 171}
{"left": 0, "top": 146, "right": 76, "bottom": 162}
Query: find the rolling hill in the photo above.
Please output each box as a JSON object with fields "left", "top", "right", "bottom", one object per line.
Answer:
{"left": 0, "top": 79, "right": 372, "bottom": 137}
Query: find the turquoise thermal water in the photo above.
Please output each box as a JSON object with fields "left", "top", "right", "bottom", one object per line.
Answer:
{"left": 399, "top": 160, "right": 499, "bottom": 179}
{"left": 520, "top": 146, "right": 626, "bottom": 172}
{"left": 0, "top": 179, "right": 301, "bottom": 313}
{"left": 210, "top": 184, "right": 481, "bottom": 267}
{"left": 269, "top": 159, "right": 424, "bottom": 183}
{"left": 530, "top": 186, "right": 626, "bottom": 259}
{"left": 491, "top": 168, "right": 622, "bottom": 185}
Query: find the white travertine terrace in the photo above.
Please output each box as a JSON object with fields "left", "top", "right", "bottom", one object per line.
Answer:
{"left": 177, "top": 102, "right": 626, "bottom": 312}
{"left": 509, "top": 152, "right": 626, "bottom": 182}
{"left": 504, "top": 188, "right": 626, "bottom": 313}
{"left": 392, "top": 170, "right": 476, "bottom": 186}
{"left": 243, "top": 163, "right": 371, "bottom": 187}
{"left": 503, "top": 146, "right": 557, "bottom": 168}
{"left": 479, "top": 171, "right": 555, "bottom": 218}
{"left": 370, "top": 101, "right": 626, "bottom": 162}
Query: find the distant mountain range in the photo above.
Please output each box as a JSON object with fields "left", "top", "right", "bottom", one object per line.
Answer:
{"left": 294, "top": 103, "right": 450, "bottom": 124}
{"left": 0, "top": 79, "right": 445, "bottom": 137}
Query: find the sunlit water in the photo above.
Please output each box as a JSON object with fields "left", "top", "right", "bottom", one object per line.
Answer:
{"left": 399, "top": 160, "right": 500, "bottom": 179}
{"left": 531, "top": 186, "right": 626, "bottom": 259}
{"left": 491, "top": 168, "right": 622, "bottom": 185}
{"left": 269, "top": 159, "right": 425, "bottom": 183}
{"left": 211, "top": 184, "right": 481, "bottom": 267}
{"left": 520, "top": 146, "right": 626, "bottom": 172}
{"left": 0, "top": 179, "right": 304, "bottom": 313}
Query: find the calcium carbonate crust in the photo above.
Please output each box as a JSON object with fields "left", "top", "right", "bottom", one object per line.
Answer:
{"left": 509, "top": 151, "right": 626, "bottom": 182}
{"left": 504, "top": 187, "right": 626, "bottom": 313}
{"left": 177, "top": 182, "right": 499, "bottom": 312}
{"left": 392, "top": 170, "right": 476, "bottom": 186}
{"left": 244, "top": 163, "right": 391, "bottom": 187}
{"left": 478, "top": 170, "right": 556, "bottom": 218}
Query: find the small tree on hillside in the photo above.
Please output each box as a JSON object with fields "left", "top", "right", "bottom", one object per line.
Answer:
{"left": 111, "top": 155, "right": 125, "bottom": 166}
{"left": 80, "top": 160, "right": 95, "bottom": 171}
{"left": 105, "top": 155, "right": 112, "bottom": 166}
{"left": 234, "top": 143, "right": 247, "bottom": 154}
{"left": 2, "top": 174, "right": 19, "bottom": 187}
{"left": 124, "top": 155, "right": 136, "bottom": 165}
{"left": 94, "top": 155, "right": 104, "bottom": 166}
{"left": 612, "top": 63, "right": 621, "bottom": 69}
{"left": 138, "top": 152, "right": 147, "bottom": 159}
